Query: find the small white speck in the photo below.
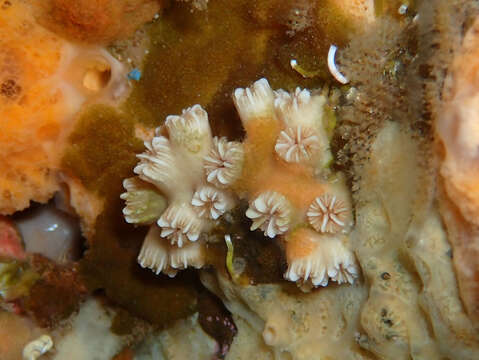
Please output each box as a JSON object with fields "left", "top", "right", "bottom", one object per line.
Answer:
{"left": 154, "top": 13, "right": 160, "bottom": 20}
{"left": 46, "top": 223, "right": 58, "bottom": 232}
{"left": 398, "top": 4, "right": 408, "bottom": 15}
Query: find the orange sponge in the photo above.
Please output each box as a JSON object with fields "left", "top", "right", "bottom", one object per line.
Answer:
{"left": 0, "top": 2, "right": 70, "bottom": 214}
{"left": 36, "top": 0, "right": 162, "bottom": 44}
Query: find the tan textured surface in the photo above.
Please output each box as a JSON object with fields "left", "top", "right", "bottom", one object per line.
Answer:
{"left": 206, "top": 122, "right": 479, "bottom": 360}
{"left": 437, "top": 16, "right": 479, "bottom": 324}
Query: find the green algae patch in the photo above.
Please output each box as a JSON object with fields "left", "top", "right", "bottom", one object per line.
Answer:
{"left": 61, "top": 104, "right": 199, "bottom": 327}
{"left": 124, "top": 0, "right": 351, "bottom": 139}
{"left": 0, "top": 260, "right": 39, "bottom": 301}
{"left": 80, "top": 205, "right": 198, "bottom": 327}
{"left": 62, "top": 104, "right": 143, "bottom": 196}
{"left": 124, "top": 0, "right": 271, "bottom": 136}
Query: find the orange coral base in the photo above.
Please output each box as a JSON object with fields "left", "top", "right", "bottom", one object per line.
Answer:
{"left": 236, "top": 116, "right": 325, "bottom": 211}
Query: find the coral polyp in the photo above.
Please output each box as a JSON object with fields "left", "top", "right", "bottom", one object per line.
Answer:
{"left": 232, "top": 78, "right": 276, "bottom": 124}
{"left": 284, "top": 228, "right": 358, "bottom": 286}
{"left": 275, "top": 126, "right": 320, "bottom": 163}
{"left": 246, "top": 191, "right": 293, "bottom": 238}
{"left": 120, "top": 177, "right": 166, "bottom": 225}
{"left": 204, "top": 137, "right": 244, "bottom": 188}
{"left": 191, "top": 186, "right": 234, "bottom": 220}
{"left": 123, "top": 78, "right": 358, "bottom": 288}
{"left": 137, "top": 226, "right": 205, "bottom": 277}
{"left": 307, "top": 193, "right": 351, "bottom": 234}
{"left": 157, "top": 204, "right": 204, "bottom": 247}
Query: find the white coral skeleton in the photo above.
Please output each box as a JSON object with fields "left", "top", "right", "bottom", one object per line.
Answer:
{"left": 122, "top": 78, "right": 359, "bottom": 288}
{"left": 23, "top": 335, "right": 53, "bottom": 360}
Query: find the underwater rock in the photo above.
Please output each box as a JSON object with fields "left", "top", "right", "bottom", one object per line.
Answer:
{"left": 201, "top": 269, "right": 368, "bottom": 359}
{"left": 52, "top": 299, "right": 124, "bottom": 360}
{"left": 134, "top": 313, "right": 217, "bottom": 360}
{"left": 14, "top": 202, "right": 83, "bottom": 263}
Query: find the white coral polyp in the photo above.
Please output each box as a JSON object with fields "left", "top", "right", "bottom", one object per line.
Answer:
{"left": 138, "top": 226, "right": 205, "bottom": 277}
{"left": 285, "top": 237, "right": 358, "bottom": 287}
{"left": 274, "top": 87, "right": 326, "bottom": 129}
{"left": 274, "top": 87, "right": 311, "bottom": 114}
{"left": 120, "top": 177, "right": 166, "bottom": 225}
{"left": 204, "top": 137, "right": 244, "bottom": 187}
{"left": 246, "top": 191, "right": 293, "bottom": 238}
{"left": 307, "top": 193, "right": 350, "bottom": 234}
{"left": 275, "top": 125, "right": 320, "bottom": 163}
{"left": 165, "top": 104, "right": 211, "bottom": 153}
{"left": 170, "top": 241, "right": 205, "bottom": 270}
{"left": 233, "top": 78, "right": 275, "bottom": 125}
{"left": 138, "top": 227, "right": 172, "bottom": 275}
{"left": 134, "top": 136, "right": 179, "bottom": 196}
{"left": 157, "top": 204, "right": 204, "bottom": 247}
{"left": 191, "top": 185, "right": 234, "bottom": 220}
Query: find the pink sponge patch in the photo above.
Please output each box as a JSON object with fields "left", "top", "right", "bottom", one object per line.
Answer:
{"left": 0, "top": 216, "right": 25, "bottom": 261}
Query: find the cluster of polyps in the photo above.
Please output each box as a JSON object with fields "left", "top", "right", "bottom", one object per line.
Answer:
{"left": 121, "top": 105, "right": 240, "bottom": 277}
{"left": 122, "top": 78, "right": 359, "bottom": 287}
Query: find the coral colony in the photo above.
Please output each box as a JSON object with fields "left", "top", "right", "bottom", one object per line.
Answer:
{"left": 121, "top": 78, "right": 359, "bottom": 288}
